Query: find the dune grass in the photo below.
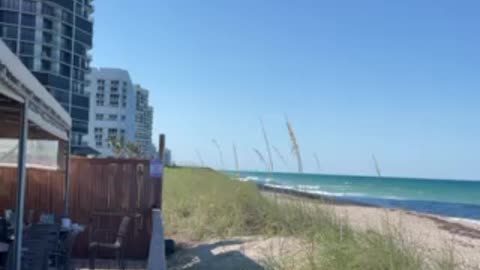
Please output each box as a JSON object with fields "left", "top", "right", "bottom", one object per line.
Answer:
{"left": 163, "top": 167, "right": 454, "bottom": 270}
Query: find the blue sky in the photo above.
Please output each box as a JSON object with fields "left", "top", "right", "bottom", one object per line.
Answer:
{"left": 92, "top": 0, "right": 480, "bottom": 180}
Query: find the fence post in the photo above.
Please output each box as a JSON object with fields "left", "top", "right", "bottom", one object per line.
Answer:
{"left": 154, "top": 134, "right": 165, "bottom": 209}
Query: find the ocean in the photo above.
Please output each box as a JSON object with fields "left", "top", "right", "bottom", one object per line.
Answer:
{"left": 224, "top": 171, "right": 480, "bottom": 221}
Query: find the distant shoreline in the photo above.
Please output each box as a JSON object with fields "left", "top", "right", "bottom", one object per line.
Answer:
{"left": 256, "top": 182, "right": 480, "bottom": 222}
{"left": 256, "top": 183, "right": 378, "bottom": 207}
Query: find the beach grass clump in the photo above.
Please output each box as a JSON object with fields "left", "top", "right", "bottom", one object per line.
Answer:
{"left": 163, "top": 167, "right": 271, "bottom": 239}
{"left": 163, "top": 167, "right": 453, "bottom": 270}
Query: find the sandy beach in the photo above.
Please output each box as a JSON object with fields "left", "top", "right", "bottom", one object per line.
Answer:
{"left": 169, "top": 187, "right": 480, "bottom": 270}
{"left": 330, "top": 205, "right": 480, "bottom": 269}
{"left": 263, "top": 188, "right": 480, "bottom": 270}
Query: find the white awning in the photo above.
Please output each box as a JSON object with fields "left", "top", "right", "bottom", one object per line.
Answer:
{"left": 0, "top": 40, "right": 71, "bottom": 141}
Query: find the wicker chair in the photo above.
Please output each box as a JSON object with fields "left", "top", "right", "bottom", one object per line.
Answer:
{"left": 88, "top": 216, "right": 131, "bottom": 270}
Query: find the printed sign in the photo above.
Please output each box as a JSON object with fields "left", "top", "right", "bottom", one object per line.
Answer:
{"left": 150, "top": 159, "right": 163, "bottom": 178}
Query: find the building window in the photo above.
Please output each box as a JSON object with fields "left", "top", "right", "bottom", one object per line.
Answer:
{"left": 41, "top": 60, "right": 51, "bottom": 72}
{"left": 60, "top": 64, "right": 70, "bottom": 77}
{"left": 19, "top": 42, "right": 34, "bottom": 55}
{"left": 1, "top": 25, "right": 18, "bottom": 39}
{"left": 107, "top": 128, "right": 118, "bottom": 140}
{"left": 21, "top": 14, "right": 35, "bottom": 27}
{"left": 61, "top": 37, "right": 72, "bottom": 50}
{"left": 60, "top": 51, "right": 71, "bottom": 63}
{"left": 121, "top": 115, "right": 126, "bottom": 121}
{"left": 41, "top": 46, "right": 51, "bottom": 58}
{"left": 21, "top": 0, "right": 37, "bottom": 13}
{"left": 109, "top": 94, "right": 119, "bottom": 107}
{"left": 20, "top": 28, "right": 35, "bottom": 41}
{"left": 42, "top": 3, "right": 55, "bottom": 17}
{"left": 61, "top": 24, "right": 72, "bottom": 37}
{"left": 96, "top": 93, "right": 104, "bottom": 106}
{"left": 97, "top": 79, "right": 105, "bottom": 85}
{"left": 62, "top": 10, "right": 73, "bottom": 23}
{"left": 43, "top": 32, "right": 53, "bottom": 44}
{"left": 108, "top": 114, "right": 117, "bottom": 121}
{"left": 0, "top": 0, "right": 19, "bottom": 9}
{"left": 75, "top": 2, "right": 82, "bottom": 16}
{"left": 94, "top": 127, "right": 103, "bottom": 147}
{"left": 74, "top": 42, "right": 85, "bottom": 55}
{"left": 43, "top": 18, "right": 53, "bottom": 30}
{"left": 95, "top": 114, "right": 103, "bottom": 120}
{"left": 111, "top": 80, "right": 119, "bottom": 86}
{"left": 0, "top": 11, "right": 19, "bottom": 24}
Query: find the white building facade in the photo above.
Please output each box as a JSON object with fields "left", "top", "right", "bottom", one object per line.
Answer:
{"left": 84, "top": 68, "right": 137, "bottom": 156}
{"left": 135, "top": 85, "right": 155, "bottom": 158}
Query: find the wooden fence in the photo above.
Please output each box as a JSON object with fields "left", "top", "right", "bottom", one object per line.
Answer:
{"left": 0, "top": 156, "right": 161, "bottom": 258}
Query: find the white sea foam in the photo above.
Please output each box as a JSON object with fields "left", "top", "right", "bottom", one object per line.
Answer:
{"left": 238, "top": 176, "right": 260, "bottom": 182}
{"left": 297, "top": 184, "right": 320, "bottom": 190}
{"left": 264, "top": 183, "right": 368, "bottom": 198}
{"left": 446, "top": 217, "right": 480, "bottom": 226}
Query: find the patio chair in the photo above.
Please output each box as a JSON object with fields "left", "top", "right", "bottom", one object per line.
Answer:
{"left": 24, "top": 223, "right": 61, "bottom": 268}
{"left": 88, "top": 216, "right": 131, "bottom": 270}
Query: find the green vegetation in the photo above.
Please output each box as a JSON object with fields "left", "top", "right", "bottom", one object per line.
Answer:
{"left": 163, "top": 167, "right": 454, "bottom": 270}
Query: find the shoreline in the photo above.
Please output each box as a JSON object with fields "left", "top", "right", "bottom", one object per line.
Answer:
{"left": 260, "top": 184, "right": 480, "bottom": 237}
{"left": 259, "top": 183, "right": 480, "bottom": 269}
{"left": 256, "top": 183, "right": 480, "bottom": 223}
{"left": 257, "top": 183, "right": 378, "bottom": 207}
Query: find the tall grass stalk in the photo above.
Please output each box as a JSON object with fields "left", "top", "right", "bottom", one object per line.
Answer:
{"left": 273, "top": 145, "right": 289, "bottom": 169}
{"left": 286, "top": 117, "right": 303, "bottom": 173}
{"left": 260, "top": 117, "right": 274, "bottom": 172}
{"left": 313, "top": 153, "right": 321, "bottom": 172}
{"left": 253, "top": 148, "right": 269, "bottom": 171}
{"left": 372, "top": 154, "right": 382, "bottom": 177}
{"left": 212, "top": 139, "right": 225, "bottom": 169}
{"left": 233, "top": 143, "right": 240, "bottom": 175}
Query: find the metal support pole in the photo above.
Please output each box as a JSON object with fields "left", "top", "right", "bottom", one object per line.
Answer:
{"left": 64, "top": 132, "right": 71, "bottom": 217}
{"left": 12, "top": 101, "right": 28, "bottom": 270}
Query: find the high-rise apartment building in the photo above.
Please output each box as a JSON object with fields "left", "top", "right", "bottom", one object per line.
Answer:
{"left": 135, "top": 85, "right": 155, "bottom": 157}
{"left": 0, "top": 0, "right": 93, "bottom": 149}
{"left": 84, "top": 68, "right": 137, "bottom": 157}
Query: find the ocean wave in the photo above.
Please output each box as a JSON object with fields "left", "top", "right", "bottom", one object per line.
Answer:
{"left": 297, "top": 184, "right": 321, "bottom": 190}
{"left": 239, "top": 176, "right": 259, "bottom": 182}
{"left": 264, "top": 183, "right": 368, "bottom": 198}
{"left": 446, "top": 217, "right": 480, "bottom": 226}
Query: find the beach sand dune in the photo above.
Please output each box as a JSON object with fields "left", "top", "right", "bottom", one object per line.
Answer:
{"left": 168, "top": 192, "right": 480, "bottom": 270}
